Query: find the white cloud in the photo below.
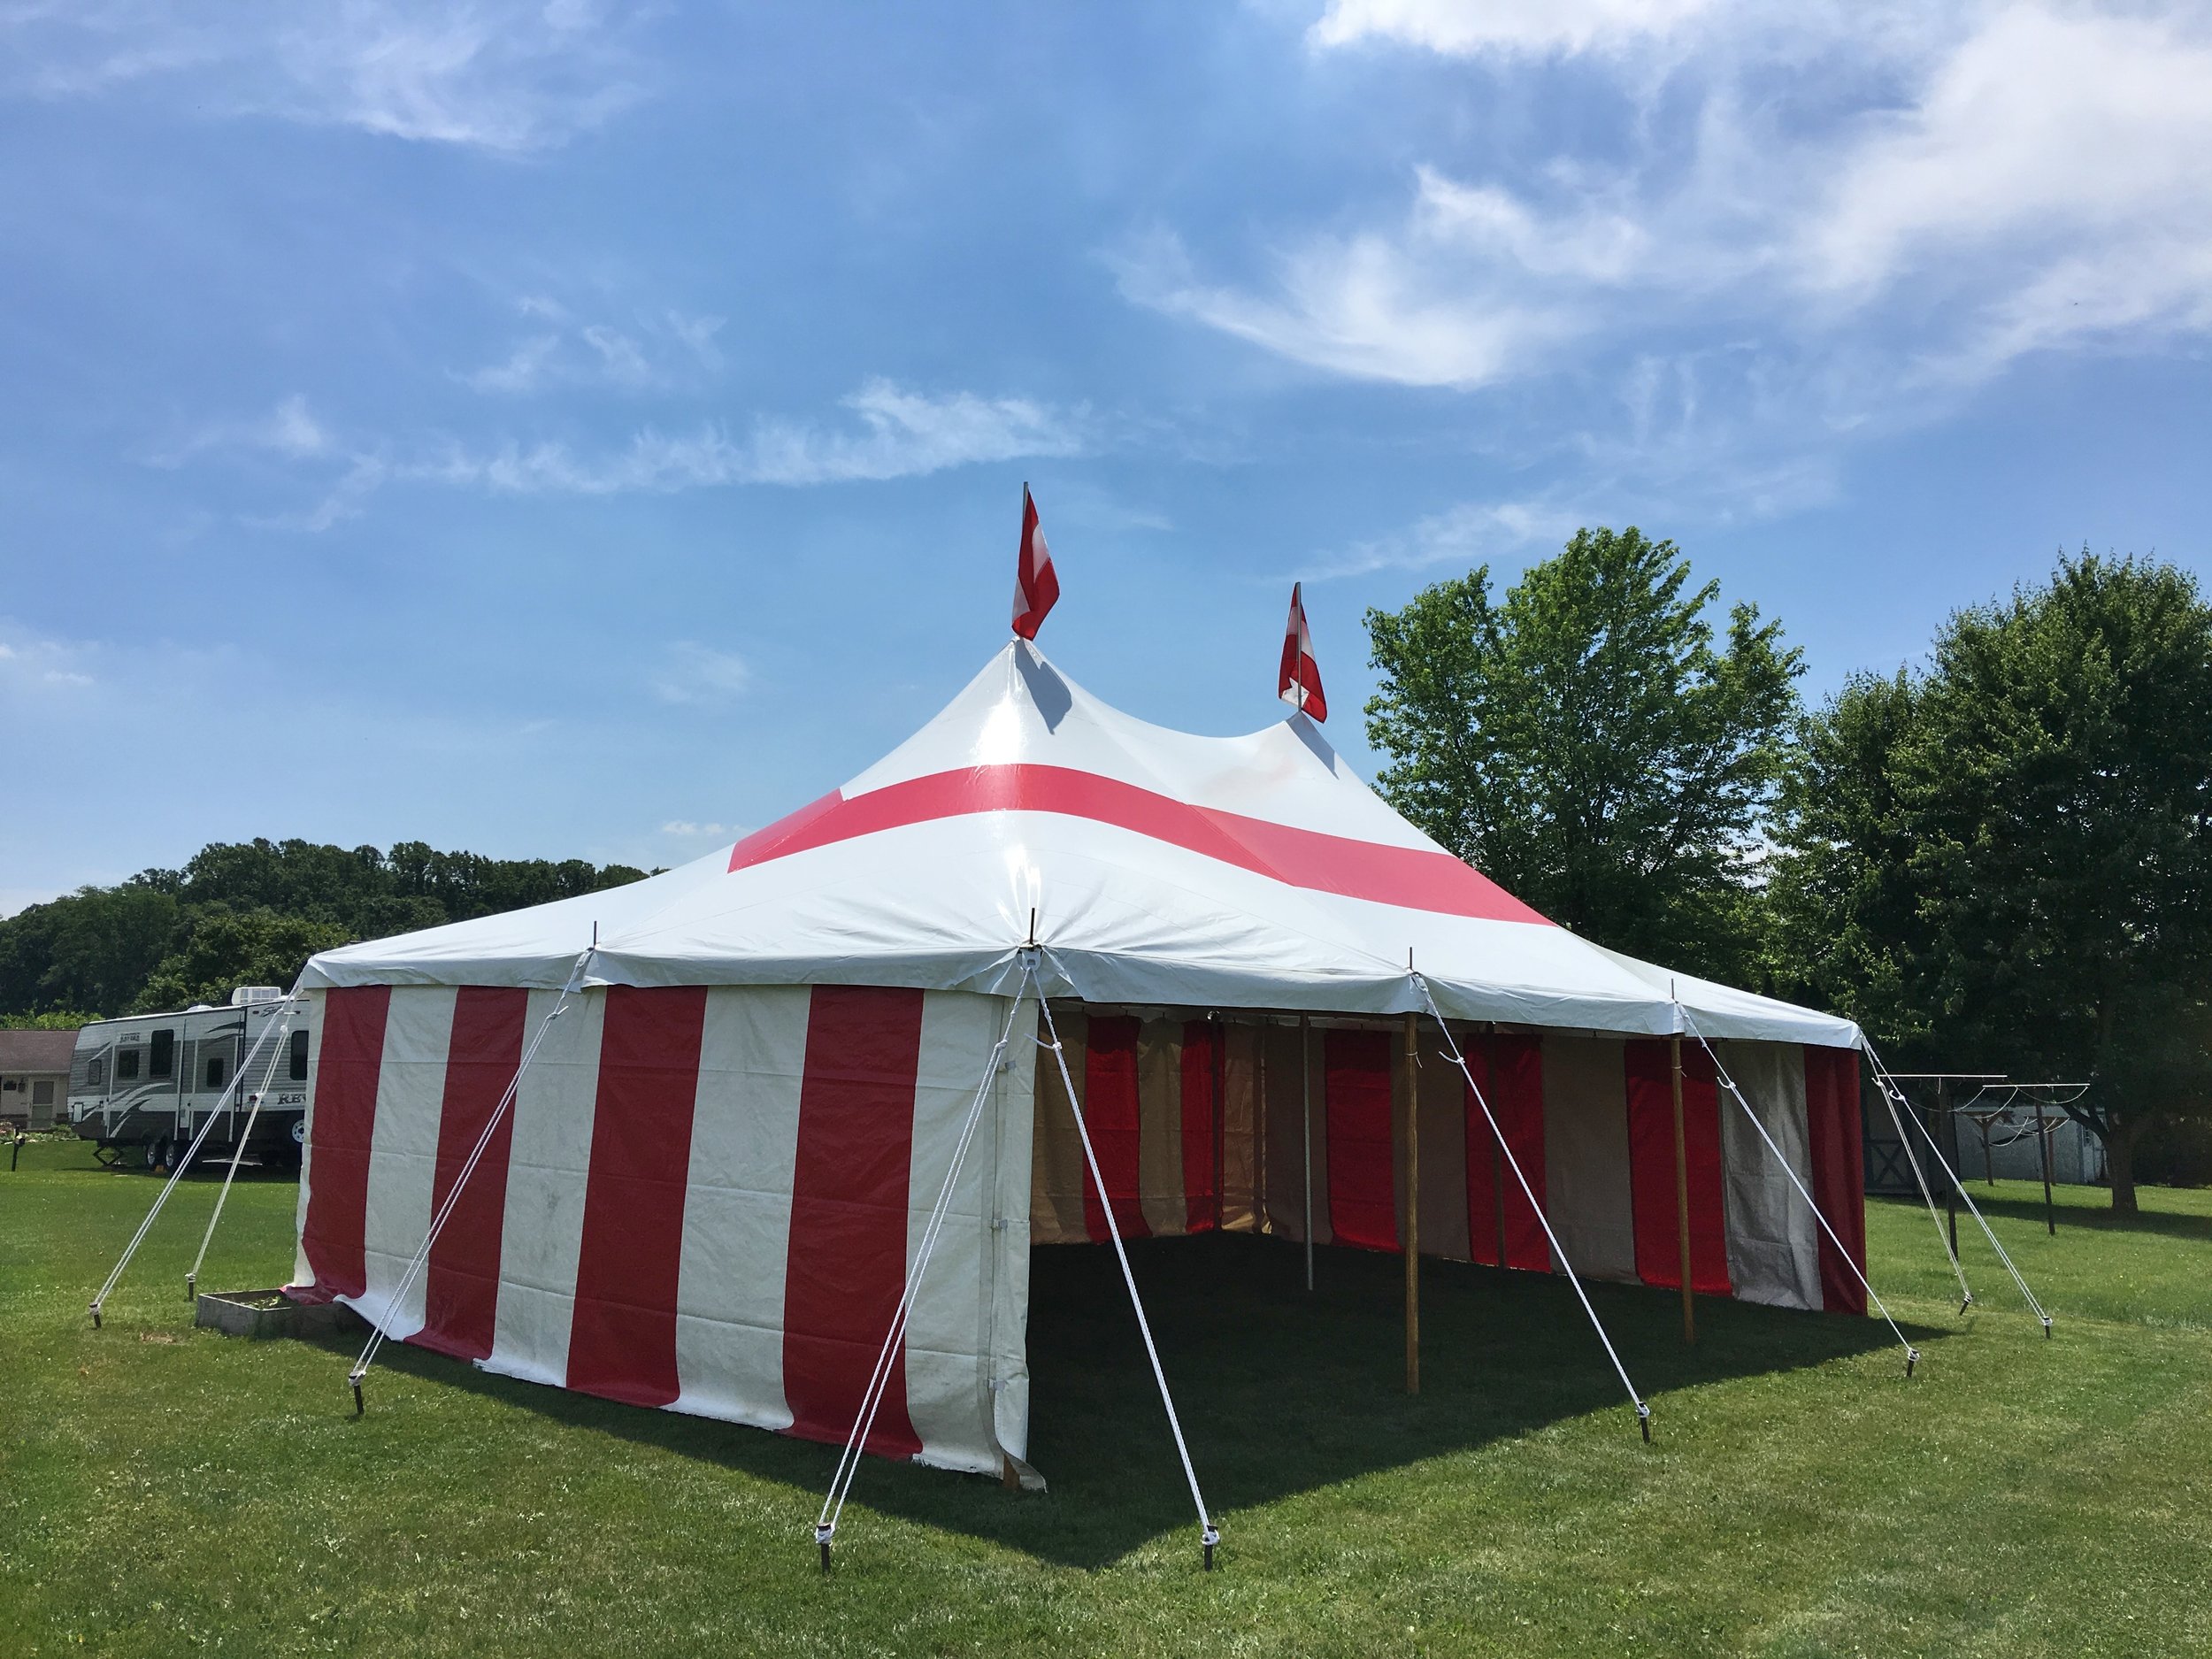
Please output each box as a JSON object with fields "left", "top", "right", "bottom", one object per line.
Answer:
{"left": 1311, "top": 0, "right": 1723, "bottom": 58}
{"left": 455, "top": 305, "right": 725, "bottom": 396}
{"left": 4, "top": 1, "right": 643, "bottom": 153}
{"left": 649, "top": 644, "right": 749, "bottom": 706}
{"left": 659, "top": 819, "right": 739, "bottom": 839}
{"left": 1114, "top": 226, "right": 1572, "bottom": 390}
{"left": 186, "top": 379, "right": 1085, "bottom": 529}
{"left": 1141, "top": 4, "right": 2212, "bottom": 422}
{"left": 1312, "top": 495, "right": 1586, "bottom": 579}
{"left": 154, "top": 393, "right": 332, "bottom": 466}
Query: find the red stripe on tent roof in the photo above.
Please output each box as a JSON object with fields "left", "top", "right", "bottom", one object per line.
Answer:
{"left": 1325, "top": 1029, "right": 1398, "bottom": 1252}
{"left": 567, "top": 985, "right": 705, "bottom": 1409}
{"left": 726, "top": 764, "right": 1552, "bottom": 926}
{"left": 1080, "top": 1015, "right": 1149, "bottom": 1243}
{"left": 1804, "top": 1046, "right": 1869, "bottom": 1315}
{"left": 1466, "top": 1033, "right": 1549, "bottom": 1272}
{"left": 418, "top": 986, "right": 527, "bottom": 1363}
{"left": 300, "top": 985, "right": 390, "bottom": 1301}
{"left": 782, "top": 985, "right": 926, "bottom": 1458}
{"left": 1624, "top": 1040, "right": 1732, "bottom": 1296}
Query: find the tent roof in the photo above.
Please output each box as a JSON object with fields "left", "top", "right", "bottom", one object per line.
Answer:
{"left": 304, "top": 641, "right": 1859, "bottom": 1048}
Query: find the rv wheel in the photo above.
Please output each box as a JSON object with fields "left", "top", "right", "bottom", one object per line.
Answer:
{"left": 143, "top": 1136, "right": 171, "bottom": 1171}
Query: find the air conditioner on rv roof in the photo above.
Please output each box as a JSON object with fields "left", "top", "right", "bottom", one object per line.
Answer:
{"left": 230, "top": 987, "right": 285, "bottom": 1006}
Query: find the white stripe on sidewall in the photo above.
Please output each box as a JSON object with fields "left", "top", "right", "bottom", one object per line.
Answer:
{"left": 353, "top": 987, "right": 457, "bottom": 1339}
{"left": 1715, "top": 1041, "right": 1822, "bottom": 1312}
{"left": 903, "top": 990, "right": 1014, "bottom": 1477}
{"left": 485, "top": 987, "right": 605, "bottom": 1390}
{"left": 672, "top": 985, "right": 810, "bottom": 1429}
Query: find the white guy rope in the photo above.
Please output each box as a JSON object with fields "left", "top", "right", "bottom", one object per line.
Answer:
{"left": 1679, "top": 1010, "right": 1921, "bottom": 1376}
{"left": 815, "top": 964, "right": 1033, "bottom": 1567}
{"left": 1863, "top": 1041, "right": 2052, "bottom": 1337}
{"left": 347, "top": 949, "right": 595, "bottom": 1409}
{"left": 1868, "top": 1050, "right": 1975, "bottom": 1311}
{"left": 187, "top": 994, "right": 308, "bottom": 1301}
{"left": 89, "top": 983, "right": 306, "bottom": 1327}
{"left": 1037, "top": 990, "right": 1220, "bottom": 1566}
{"left": 1412, "top": 976, "right": 1653, "bottom": 1440}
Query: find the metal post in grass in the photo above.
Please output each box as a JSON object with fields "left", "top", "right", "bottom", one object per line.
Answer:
{"left": 2036, "top": 1100, "right": 2056, "bottom": 1235}
{"left": 1670, "top": 1018, "right": 1695, "bottom": 1345}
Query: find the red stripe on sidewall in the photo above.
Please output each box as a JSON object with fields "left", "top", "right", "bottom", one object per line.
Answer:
{"left": 566, "top": 986, "right": 706, "bottom": 1409}
{"left": 417, "top": 986, "right": 528, "bottom": 1362}
{"left": 1624, "top": 1041, "right": 1731, "bottom": 1294}
{"left": 1325, "top": 1029, "right": 1398, "bottom": 1252}
{"left": 1463, "top": 1033, "right": 1550, "bottom": 1272}
{"left": 1804, "top": 1046, "right": 1869, "bottom": 1315}
{"left": 1179, "top": 1021, "right": 1222, "bottom": 1234}
{"left": 300, "top": 985, "right": 390, "bottom": 1301}
{"left": 1079, "top": 1016, "right": 1149, "bottom": 1243}
{"left": 782, "top": 986, "right": 926, "bottom": 1457}
{"left": 726, "top": 765, "right": 1552, "bottom": 926}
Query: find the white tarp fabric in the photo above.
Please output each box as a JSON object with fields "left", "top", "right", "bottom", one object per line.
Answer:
{"left": 303, "top": 642, "right": 1861, "bottom": 1050}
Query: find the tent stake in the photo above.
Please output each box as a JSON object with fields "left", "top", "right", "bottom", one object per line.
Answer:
{"left": 1671, "top": 1025, "right": 1695, "bottom": 1345}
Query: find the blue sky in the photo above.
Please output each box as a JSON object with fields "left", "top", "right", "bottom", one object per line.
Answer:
{"left": 4, "top": 1, "right": 2210, "bottom": 913}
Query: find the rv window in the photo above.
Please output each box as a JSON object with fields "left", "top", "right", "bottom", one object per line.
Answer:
{"left": 117, "top": 1049, "right": 140, "bottom": 1082}
{"left": 289, "top": 1028, "right": 310, "bottom": 1081}
{"left": 205, "top": 1054, "right": 227, "bottom": 1090}
{"left": 87, "top": 1056, "right": 105, "bottom": 1088}
{"left": 150, "top": 1029, "right": 175, "bottom": 1079}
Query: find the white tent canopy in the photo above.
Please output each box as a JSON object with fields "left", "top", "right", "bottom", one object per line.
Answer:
{"left": 305, "top": 641, "right": 1857, "bottom": 1050}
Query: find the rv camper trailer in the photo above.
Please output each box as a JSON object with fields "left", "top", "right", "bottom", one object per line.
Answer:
{"left": 68, "top": 987, "right": 315, "bottom": 1171}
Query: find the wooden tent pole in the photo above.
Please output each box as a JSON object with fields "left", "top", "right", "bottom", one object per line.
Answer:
{"left": 1301, "top": 1014, "right": 1313, "bottom": 1292}
{"left": 1403, "top": 1009, "right": 1420, "bottom": 1394}
{"left": 2036, "top": 1099, "right": 2056, "bottom": 1235}
{"left": 1671, "top": 1031, "right": 1695, "bottom": 1344}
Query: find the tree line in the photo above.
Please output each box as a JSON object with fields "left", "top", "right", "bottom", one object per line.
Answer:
{"left": 1366, "top": 532, "right": 2212, "bottom": 1210}
{"left": 0, "top": 841, "right": 650, "bottom": 1024}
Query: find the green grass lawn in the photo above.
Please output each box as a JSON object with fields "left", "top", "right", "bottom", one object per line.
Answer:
{"left": 4, "top": 1137, "right": 2208, "bottom": 1657}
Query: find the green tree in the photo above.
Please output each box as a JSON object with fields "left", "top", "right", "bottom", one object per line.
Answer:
{"left": 134, "top": 909, "right": 357, "bottom": 1012}
{"left": 1771, "top": 554, "right": 2212, "bottom": 1211}
{"left": 1364, "top": 526, "right": 1801, "bottom": 978}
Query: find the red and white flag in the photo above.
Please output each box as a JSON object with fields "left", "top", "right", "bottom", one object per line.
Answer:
{"left": 1012, "top": 485, "right": 1059, "bottom": 641}
{"left": 1278, "top": 582, "right": 1327, "bottom": 721}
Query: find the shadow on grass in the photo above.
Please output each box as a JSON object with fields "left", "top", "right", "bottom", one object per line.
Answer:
{"left": 1909, "top": 1189, "right": 2212, "bottom": 1241}
{"left": 316, "top": 1233, "right": 1924, "bottom": 1571}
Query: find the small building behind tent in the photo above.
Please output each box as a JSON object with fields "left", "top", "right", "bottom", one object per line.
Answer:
{"left": 0, "top": 1028, "right": 76, "bottom": 1131}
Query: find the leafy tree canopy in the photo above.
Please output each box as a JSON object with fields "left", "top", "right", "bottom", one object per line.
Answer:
{"left": 0, "top": 838, "right": 651, "bottom": 1019}
{"left": 1365, "top": 526, "right": 1801, "bottom": 979}
{"left": 1771, "top": 553, "right": 2212, "bottom": 1210}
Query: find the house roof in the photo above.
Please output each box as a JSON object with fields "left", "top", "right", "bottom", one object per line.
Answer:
{"left": 0, "top": 1028, "right": 77, "bottom": 1071}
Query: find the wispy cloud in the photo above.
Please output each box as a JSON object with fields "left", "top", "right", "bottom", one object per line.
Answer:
{"left": 659, "top": 819, "right": 740, "bottom": 839}
{"left": 457, "top": 300, "right": 726, "bottom": 396}
{"left": 209, "top": 379, "right": 1090, "bottom": 528}
{"left": 649, "top": 644, "right": 750, "bottom": 706}
{"left": 1310, "top": 0, "right": 1724, "bottom": 58}
{"left": 1143, "top": 4, "right": 2212, "bottom": 407}
{"left": 152, "top": 393, "right": 331, "bottom": 466}
{"left": 4, "top": 1, "right": 646, "bottom": 154}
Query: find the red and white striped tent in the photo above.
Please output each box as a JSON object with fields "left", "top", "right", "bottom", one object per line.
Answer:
{"left": 291, "top": 639, "right": 1868, "bottom": 1485}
